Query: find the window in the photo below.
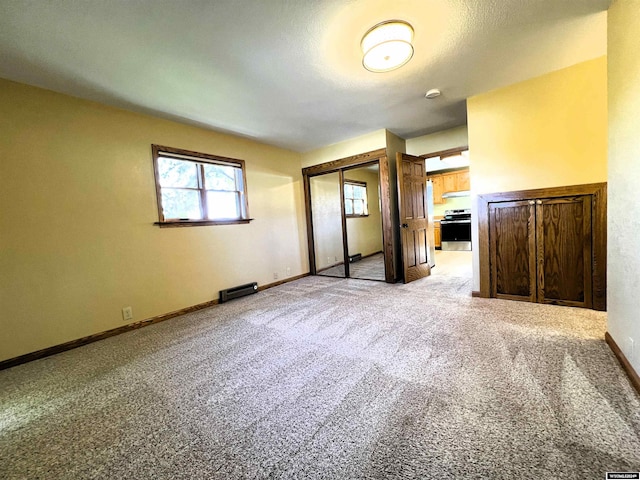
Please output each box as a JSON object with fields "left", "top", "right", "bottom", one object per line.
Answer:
{"left": 152, "top": 145, "right": 250, "bottom": 226}
{"left": 344, "top": 180, "right": 368, "bottom": 217}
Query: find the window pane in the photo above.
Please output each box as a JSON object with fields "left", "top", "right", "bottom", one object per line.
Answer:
{"left": 354, "top": 200, "right": 364, "bottom": 215}
{"left": 344, "top": 184, "right": 353, "bottom": 198}
{"left": 207, "top": 191, "right": 239, "bottom": 219}
{"left": 161, "top": 188, "right": 202, "bottom": 219}
{"left": 354, "top": 185, "right": 365, "bottom": 199}
{"left": 204, "top": 164, "right": 237, "bottom": 191}
{"left": 157, "top": 157, "right": 199, "bottom": 188}
{"left": 345, "top": 199, "right": 353, "bottom": 215}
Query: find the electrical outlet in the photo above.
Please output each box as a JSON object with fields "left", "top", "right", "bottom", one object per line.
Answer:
{"left": 286, "top": 266, "right": 291, "bottom": 276}
{"left": 122, "top": 306, "right": 133, "bottom": 321}
{"left": 335, "top": 256, "right": 338, "bottom": 262}
{"left": 327, "top": 256, "right": 331, "bottom": 265}
{"left": 629, "top": 337, "right": 635, "bottom": 360}
{"left": 273, "top": 272, "right": 279, "bottom": 280}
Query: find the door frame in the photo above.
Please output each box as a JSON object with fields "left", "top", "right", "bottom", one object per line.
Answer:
{"left": 477, "top": 182, "right": 607, "bottom": 311}
{"left": 302, "top": 148, "right": 395, "bottom": 283}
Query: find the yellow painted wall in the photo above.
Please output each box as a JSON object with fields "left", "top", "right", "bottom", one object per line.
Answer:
{"left": 309, "top": 173, "right": 344, "bottom": 271}
{"left": 468, "top": 56, "right": 607, "bottom": 195}
{"left": 467, "top": 57, "right": 608, "bottom": 291}
{"left": 0, "top": 79, "right": 308, "bottom": 362}
{"left": 301, "top": 129, "right": 386, "bottom": 168}
{"left": 607, "top": 0, "right": 640, "bottom": 371}
{"left": 405, "top": 125, "right": 468, "bottom": 157}
{"left": 345, "top": 167, "right": 383, "bottom": 258}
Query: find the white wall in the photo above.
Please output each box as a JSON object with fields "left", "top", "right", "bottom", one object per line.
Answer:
{"left": 607, "top": 0, "right": 640, "bottom": 372}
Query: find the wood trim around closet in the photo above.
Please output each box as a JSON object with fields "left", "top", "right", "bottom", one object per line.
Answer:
{"left": 302, "top": 148, "right": 395, "bottom": 282}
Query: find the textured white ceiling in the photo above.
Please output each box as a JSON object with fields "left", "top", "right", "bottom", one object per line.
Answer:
{"left": 0, "top": 0, "right": 609, "bottom": 152}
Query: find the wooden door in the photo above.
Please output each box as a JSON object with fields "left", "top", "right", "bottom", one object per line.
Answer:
{"left": 536, "top": 196, "right": 592, "bottom": 308}
{"left": 489, "top": 200, "right": 536, "bottom": 302}
{"left": 397, "top": 153, "right": 432, "bottom": 283}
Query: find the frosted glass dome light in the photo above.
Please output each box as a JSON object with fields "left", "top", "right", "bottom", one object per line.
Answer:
{"left": 361, "top": 20, "right": 414, "bottom": 73}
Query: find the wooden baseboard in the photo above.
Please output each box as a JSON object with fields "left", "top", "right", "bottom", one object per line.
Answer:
{"left": 0, "top": 272, "right": 310, "bottom": 371}
{"left": 257, "top": 272, "right": 309, "bottom": 291}
{"left": 317, "top": 261, "right": 345, "bottom": 273}
{"left": 471, "top": 290, "right": 481, "bottom": 298}
{"left": 605, "top": 331, "right": 640, "bottom": 395}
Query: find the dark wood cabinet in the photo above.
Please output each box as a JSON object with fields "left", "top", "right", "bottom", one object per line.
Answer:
{"left": 479, "top": 183, "right": 606, "bottom": 311}
{"left": 489, "top": 195, "right": 592, "bottom": 308}
{"left": 489, "top": 200, "right": 537, "bottom": 302}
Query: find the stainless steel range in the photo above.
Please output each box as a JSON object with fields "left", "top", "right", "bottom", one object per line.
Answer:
{"left": 440, "top": 209, "right": 472, "bottom": 251}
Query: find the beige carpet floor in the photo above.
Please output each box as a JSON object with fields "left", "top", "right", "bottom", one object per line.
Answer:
{"left": 1, "top": 272, "right": 639, "bottom": 479}
{"left": 318, "top": 253, "right": 386, "bottom": 281}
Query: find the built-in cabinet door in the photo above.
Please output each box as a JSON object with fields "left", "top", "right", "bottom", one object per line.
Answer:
{"left": 536, "top": 196, "right": 592, "bottom": 308}
{"left": 489, "top": 200, "right": 537, "bottom": 302}
{"left": 489, "top": 195, "right": 593, "bottom": 308}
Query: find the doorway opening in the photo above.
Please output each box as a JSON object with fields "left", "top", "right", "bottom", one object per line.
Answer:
{"left": 421, "top": 146, "right": 473, "bottom": 280}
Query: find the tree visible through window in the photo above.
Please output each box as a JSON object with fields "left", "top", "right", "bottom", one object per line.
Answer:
{"left": 152, "top": 145, "right": 250, "bottom": 226}
{"left": 344, "top": 180, "right": 368, "bottom": 217}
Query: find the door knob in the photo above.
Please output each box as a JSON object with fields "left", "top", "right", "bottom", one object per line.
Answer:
{"left": 536, "top": 200, "right": 542, "bottom": 205}
{"left": 528, "top": 200, "right": 535, "bottom": 205}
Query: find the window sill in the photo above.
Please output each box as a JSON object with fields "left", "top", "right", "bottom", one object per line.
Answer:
{"left": 154, "top": 219, "right": 254, "bottom": 228}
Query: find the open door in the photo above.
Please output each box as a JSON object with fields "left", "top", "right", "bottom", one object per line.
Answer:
{"left": 397, "top": 153, "right": 432, "bottom": 283}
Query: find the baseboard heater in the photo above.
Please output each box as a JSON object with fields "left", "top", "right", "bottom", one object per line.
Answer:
{"left": 219, "top": 282, "right": 258, "bottom": 303}
{"left": 349, "top": 253, "right": 362, "bottom": 263}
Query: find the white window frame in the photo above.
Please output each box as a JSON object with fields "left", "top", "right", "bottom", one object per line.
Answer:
{"left": 344, "top": 180, "right": 369, "bottom": 217}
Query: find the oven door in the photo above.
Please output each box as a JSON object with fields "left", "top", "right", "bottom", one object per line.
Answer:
{"left": 440, "top": 220, "right": 472, "bottom": 251}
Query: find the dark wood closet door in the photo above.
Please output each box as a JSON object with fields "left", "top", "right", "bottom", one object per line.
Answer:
{"left": 536, "top": 196, "right": 592, "bottom": 308}
{"left": 489, "top": 200, "right": 536, "bottom": 302}
{"left": 397, "top": 153, "right": 431, "bottom": 283}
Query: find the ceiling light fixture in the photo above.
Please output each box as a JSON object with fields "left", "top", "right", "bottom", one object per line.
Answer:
{"left": 425, "top": 89, "right": 441, "bottom": 99}
{"left": 361, "top": 20, "right": 414, "bottom": 73}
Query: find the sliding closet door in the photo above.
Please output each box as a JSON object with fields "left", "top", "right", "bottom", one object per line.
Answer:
{"left": 309, "top": 172, "right": 346, "bottom": 278}
{"left": 343, "top": 163, "right": 385, "bottom": 281}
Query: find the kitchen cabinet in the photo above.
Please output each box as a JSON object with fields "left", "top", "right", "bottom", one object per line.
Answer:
{"left": 457, "top": 170, "right": 470, "bottom": 191}
{"left": 488, "top": 195, "right": 592, "bottom": 308}
{"left": 442, "top": 173, "right": 457, "bottom": 194}
{"left": 428, "top": 168, "right": 469, "bottom": 204}
{"left": 431, "top": 175, "right": 445, "bottom": 204}
{"left": 434, "top": 221, "right": 441, "bottom": 249}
